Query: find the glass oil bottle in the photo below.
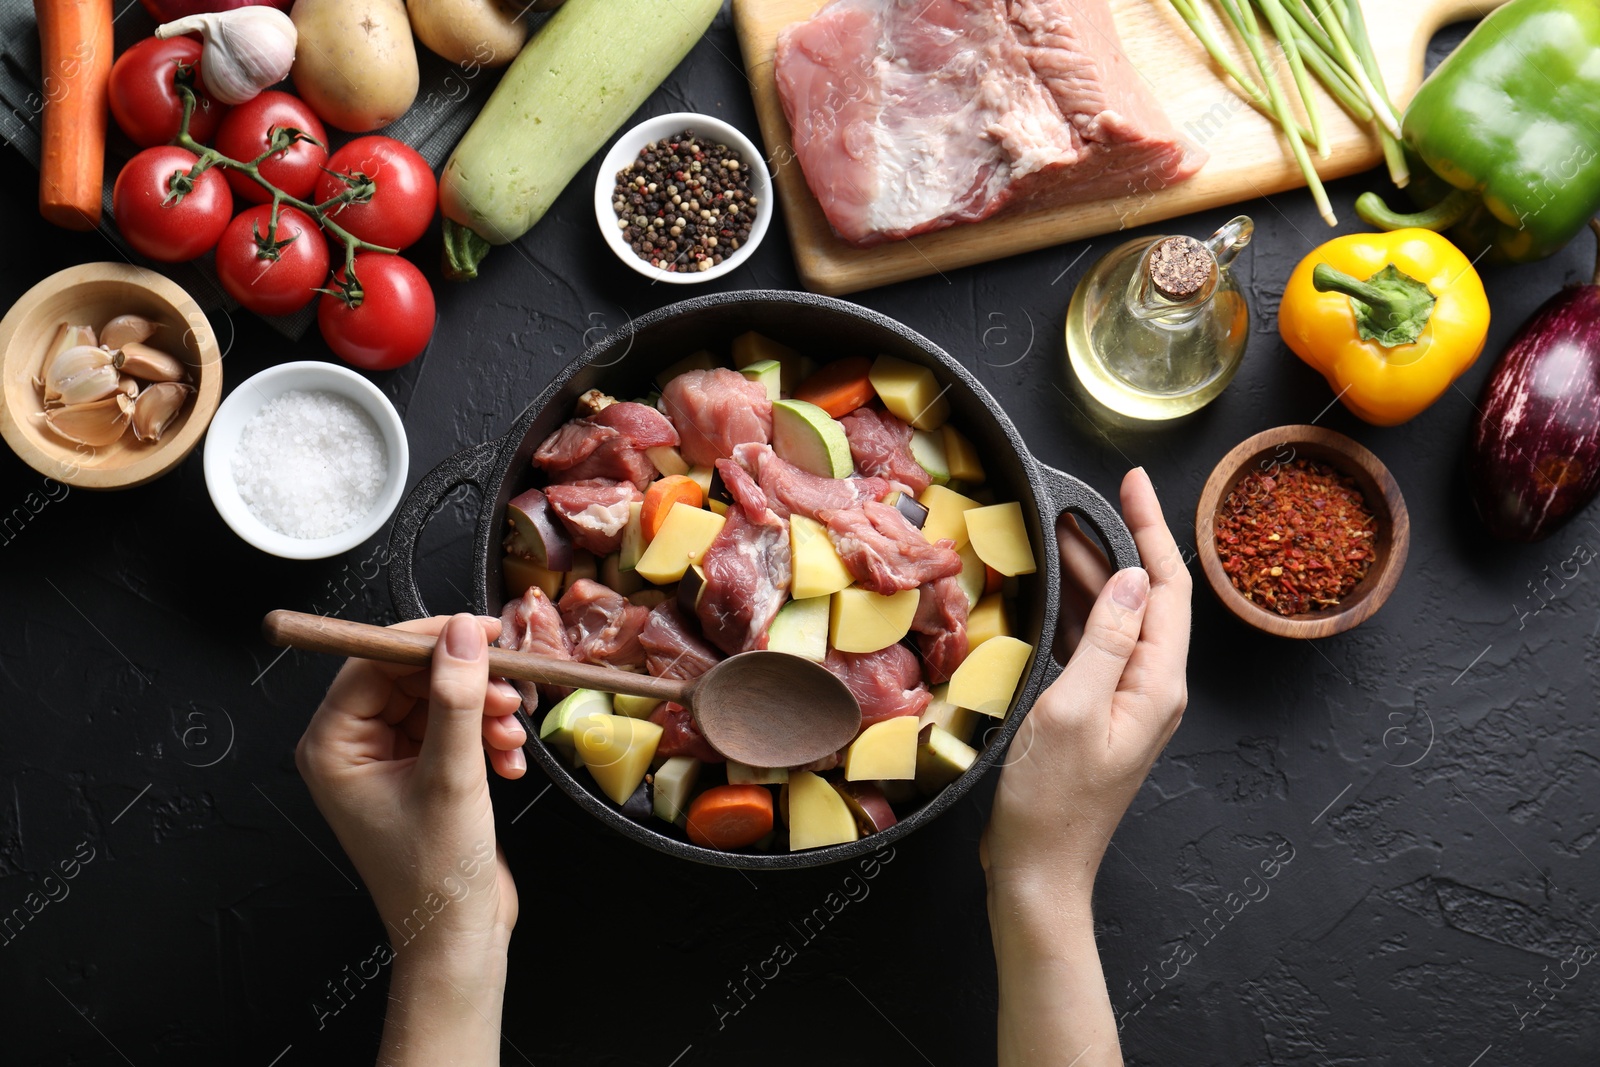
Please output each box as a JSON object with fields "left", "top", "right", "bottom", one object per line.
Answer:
{"left": 1066, "top": 215, "right": 1254, "bottom": 420}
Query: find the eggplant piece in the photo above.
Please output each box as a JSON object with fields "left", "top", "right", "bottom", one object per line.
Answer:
{"left": 706, "top": 466, "right": 734, "bottom": 508}
{"left": 620, "top": 775, "right": 654, "bottom": 822}
{"left": 832, "top": 780, "right": 898, "bottom": 834}
{"left": 504, "top": 487, "right": 575, "bottom": 571}
{"left": 885, "top": 490, "right": 929, "bottom": 529}
{"left": 677, "top": 564, "right": 708, "bottom": 614}
{"left": 1469, "top": 220, "right": 1600, "bottom": 541}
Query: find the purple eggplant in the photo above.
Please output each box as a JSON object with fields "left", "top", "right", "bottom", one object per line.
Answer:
{"left": 1469, "top": 221, "right": 1600, "bottom": 542}
{"left": 504, "top": 487, "right": 575, "bottom": 571}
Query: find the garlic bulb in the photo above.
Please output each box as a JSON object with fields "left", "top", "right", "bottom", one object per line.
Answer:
{"left": 156, "top": 8, "right": 297, "bottom": 106}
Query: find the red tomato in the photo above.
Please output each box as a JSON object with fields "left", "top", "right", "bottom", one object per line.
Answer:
{"left": 215, "top": 205, "right": 330, "bottom": 317}
{"left": 111, "top": 147, "right": 232, "bottom": 262}
{"left": 314, "top": 137, "right": 438, "bottom": 251}
{"left": 212, "top": 91, "right": 328, "bottom": 204}
{"left": 108, "top": 36, "right": 226, "bottom": 148}
{"left": 318, "top": 254, "right": 435, "bottom": 370}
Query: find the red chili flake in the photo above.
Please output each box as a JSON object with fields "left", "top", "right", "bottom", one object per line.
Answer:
{"left": 1215, "top": 458, "right": 1377, "bottom": 616}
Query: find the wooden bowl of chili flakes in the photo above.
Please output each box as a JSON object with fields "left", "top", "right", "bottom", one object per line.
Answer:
{"left": 1195, "top": 424, "right": 1410, "bottom": 639}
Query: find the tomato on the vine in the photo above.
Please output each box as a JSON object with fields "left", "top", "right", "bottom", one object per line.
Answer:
{"left": 108, "top": 36, "right": 226, "bottom": 148}
{"left": 215, "top": 205, "right": 330, "bottom": 317}
{"left": 314, "top": 137, "right": 438, "bottom": 251}
{"left": 318, "top": 254, "right": 436, "bottom": 370}
{"left": 212, "top": 91, "right": 328, "bottom": 204}
{"left": 111, "top": 147, "right": 232, "bottom": 262}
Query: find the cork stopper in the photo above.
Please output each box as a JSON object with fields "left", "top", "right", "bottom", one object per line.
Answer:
{"left": 1148, "top": 236, "right": 1213, "bottom": 300}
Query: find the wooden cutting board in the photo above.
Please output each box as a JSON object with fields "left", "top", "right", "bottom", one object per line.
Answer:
{"left": 732, "top": 0, "right": 1506, "bottom": 295}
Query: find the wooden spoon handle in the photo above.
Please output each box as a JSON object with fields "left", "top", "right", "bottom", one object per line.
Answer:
{"left": 262, "top": 611, "right": 691, "bottom": 704}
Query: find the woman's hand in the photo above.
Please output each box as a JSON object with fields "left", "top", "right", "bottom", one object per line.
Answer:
{"left": 295, "top": 613, "right": 529, "bottom": 1066}
{"left": 982, "top": 466, "right": 1192, "bottom": 896}
{"left": 982, "top": 468, "right": 1192, "bottom": 1067}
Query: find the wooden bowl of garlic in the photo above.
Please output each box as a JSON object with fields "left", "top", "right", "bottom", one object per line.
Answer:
{"left": 0, "top": 263, "right": 223, "bottom": 489}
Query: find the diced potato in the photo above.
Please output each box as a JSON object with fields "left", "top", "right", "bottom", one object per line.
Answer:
{"left": 916, "top": 723, "right": 977, "bottom": 795}
{"left": 941, "top": 423, "right": 985, "bottom": 485}
{"left": 728, "top": 761, "right": 789, "bottom": 785}
{"left": 787, "top": 770, "right": 859, "bottom": 850}
{"left": 572, "top": 714, "right": 663, "bottom": 806}
{"left": 947, "top": 636, "right": 1033, "bottom": 717}
{"left": 634, "top": 505, "right": 725, "bottom": 584}
{"left": 504, "top": 554, "right": 563, "bottom": 598}
{"left": 918, "top": 484, "right": 981, "bottom": 548}
{"left": 869, "top": 353, "right": 949, "bottom": 430}
{"left": 645, "top": 445, "right": 689, "bottom": 477}
{"left": 790, "top": 514, "right": 854, "bottom": 599}
{"left": 919, "top": 683, "right": 979, "bottom": 744}
{"left": 613, "top": 693, "right": 663, "bottom": 719}
{"left": 652, "top": 756, "right": 700, "bottom": 824}
{"left": 967, "top": 593, "right": 1012, "bottom": 649}
{"left": 844, "top": 716, "right": 920, "bottom": 780}
{"left": 685, "top": 466, "right": 728, "bottom": 515}
{"left": 830, "top": 586, "right": 920, "bottom": 654}
{"left": 964, "top": 502, "right": 1037, "bottom": 576}
{"left": 561, "top": 551, "right": 597, "bottom": 595}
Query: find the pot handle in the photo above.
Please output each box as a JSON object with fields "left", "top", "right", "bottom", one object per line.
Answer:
{"left": 1032, "top": 462, "right": 1143, "bottom": 684}
{"left": 387, "top": 439, "right": 499, "bottom": 621}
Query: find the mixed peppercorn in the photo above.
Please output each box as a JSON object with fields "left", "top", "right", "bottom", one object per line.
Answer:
{"left": 1216, "top": 457, "right": 1378, "bottom": 616}
{"left": 612, "top": 131, "right": 756, "bottom": 274}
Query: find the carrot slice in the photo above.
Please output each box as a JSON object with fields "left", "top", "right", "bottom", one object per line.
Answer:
{"left": 795, "top": 356, "right": 875, "bottom": 417}
{"left": 35, "top": 0, "right": 112, "bottom": 230}
{"left": 641, "top": 474, "right": 702, "bottom": 542}
{"left": 685, "top": 784, "right": 775, "bottom": 850}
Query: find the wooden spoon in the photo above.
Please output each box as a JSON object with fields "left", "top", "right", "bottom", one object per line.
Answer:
{"left": 262, "top": 610, "right": 862, "bottom": 768}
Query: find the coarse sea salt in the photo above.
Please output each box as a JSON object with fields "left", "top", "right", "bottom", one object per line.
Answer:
{"left": 231, "top": 389, "right": 387, "bottom": 540}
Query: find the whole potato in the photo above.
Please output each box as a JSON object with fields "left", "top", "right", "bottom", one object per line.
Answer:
{"left": 290, "top": 0, "right": 419, "bottom": 132}
{"left": 407, "top": 0, "right": 528, "bottom": 68}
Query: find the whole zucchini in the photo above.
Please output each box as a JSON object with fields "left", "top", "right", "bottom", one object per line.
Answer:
{"left": 439, "top": 0, "right": 723, "bottom": 279}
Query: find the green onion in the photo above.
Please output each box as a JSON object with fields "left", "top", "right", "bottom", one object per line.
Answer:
{"left": 1217, "top": 0, "right": 1336, "bottom": 224}
{"left": 1303, "top": 0, "right": 1401, "bottom": 136}
{"left": 1168, "top": 0, "right": 1313, "bottom": 140}
{"left": 1254, "top": 0, "right": 1327, "bottom": 157}
{"left": 1340, "top": 0, "right": 1409, "bottom": 186}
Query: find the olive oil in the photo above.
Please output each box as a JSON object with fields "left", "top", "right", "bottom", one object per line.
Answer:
{"left": 1066, "top": 216, "right": 1253, "bottom": 421}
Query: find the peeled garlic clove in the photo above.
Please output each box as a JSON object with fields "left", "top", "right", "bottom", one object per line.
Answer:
{"left": 43, "top": 344, "right": 121, "bottom": 407}
{"left": 129, "top": 382, "right": 195, "bottom": 443}
{"left": 35, "top": 322, "right": 99, "bottom": 391}
{"left": 100, "top": 314, "right": 157, "bottom": 351}
{"left": 113, "top": 341, "right": 187, "bottom": 383}
{"left": 37, "top": 395, "right": 131, "bottom": 447}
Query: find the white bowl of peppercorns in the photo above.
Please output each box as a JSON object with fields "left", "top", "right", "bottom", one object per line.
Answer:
{"left": 595, "top": 112, "right": 773, "bottom": 284}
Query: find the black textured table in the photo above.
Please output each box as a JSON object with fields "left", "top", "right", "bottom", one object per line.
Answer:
{"left": 4, "top": 12, "right": 1597, "bottom": 1067}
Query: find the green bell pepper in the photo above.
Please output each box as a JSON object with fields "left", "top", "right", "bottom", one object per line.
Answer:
{"left": 1356, "top": 0, "right": 1600, "bottom": 264}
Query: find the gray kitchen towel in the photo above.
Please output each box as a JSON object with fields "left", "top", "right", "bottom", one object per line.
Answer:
{"left": 0, "top": 0, "right": 520, "bottom": 339}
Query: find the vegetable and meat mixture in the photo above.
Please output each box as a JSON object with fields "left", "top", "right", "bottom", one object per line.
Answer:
{"left": 498, "top": 334, "right": 1039, "bottom": 852}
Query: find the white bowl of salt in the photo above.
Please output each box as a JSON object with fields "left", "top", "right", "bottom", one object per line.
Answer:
{"left": 203, "top": 361, "right": 409, "bottom": 560}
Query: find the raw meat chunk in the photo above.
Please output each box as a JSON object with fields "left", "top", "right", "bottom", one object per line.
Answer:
{"left": 733, "top": 442, "right": 891, "bottom": 521}
{"left": 695, "top": 460, "right": 792, "bottom": 655}
{"left": 534, "top": 401, "right": 678, "bottom": 489}
{"left": 544, "top": 481, "right": 641, "bottom": 556}
{"left": 822, "top": 500, "right": 962, "bottom": 593}
{"left": 658, "top": 368, "right": 772, "bottom": 467}
{"left": 558, "top": 578, "right": 650, "bottom": 669}
{"left": 639, "top": 602, "right": 722, "bottom": 681}
{"left": 821, "top": 645, "right": 932, "bottom": 726}
{"left": 498, "top": 585, "right": 572, "bottom": 712}
{"left": 840, "top": 406, "right": 930, "bottom": 497}
{"left": 774, "top": 0, "right": 1206, "bottom": 246}
{"left": 650, "top": 702, "right": 725, "bottom": 763}
{"left": 911, "top": 575, "right": 970, "bottom": 683}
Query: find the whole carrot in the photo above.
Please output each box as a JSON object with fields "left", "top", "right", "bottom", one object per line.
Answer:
{"left": 34, "top": 0, "right": 112, "bottom": 230}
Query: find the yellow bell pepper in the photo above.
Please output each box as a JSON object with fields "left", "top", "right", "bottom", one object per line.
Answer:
{"left": 1278, "top": 229, "right": 1489, "bottom": 425}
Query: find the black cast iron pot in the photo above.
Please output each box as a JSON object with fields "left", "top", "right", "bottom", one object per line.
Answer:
{"left": 388, "top": 291, "right": 1139, "bottom": 869}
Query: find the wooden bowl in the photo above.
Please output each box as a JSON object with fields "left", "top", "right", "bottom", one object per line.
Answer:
{"left": 0, "top": 263, "right": 223, "bottom": 490}
{"left": 1195, "top": 424, "right": 1410, "bottom": 639}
